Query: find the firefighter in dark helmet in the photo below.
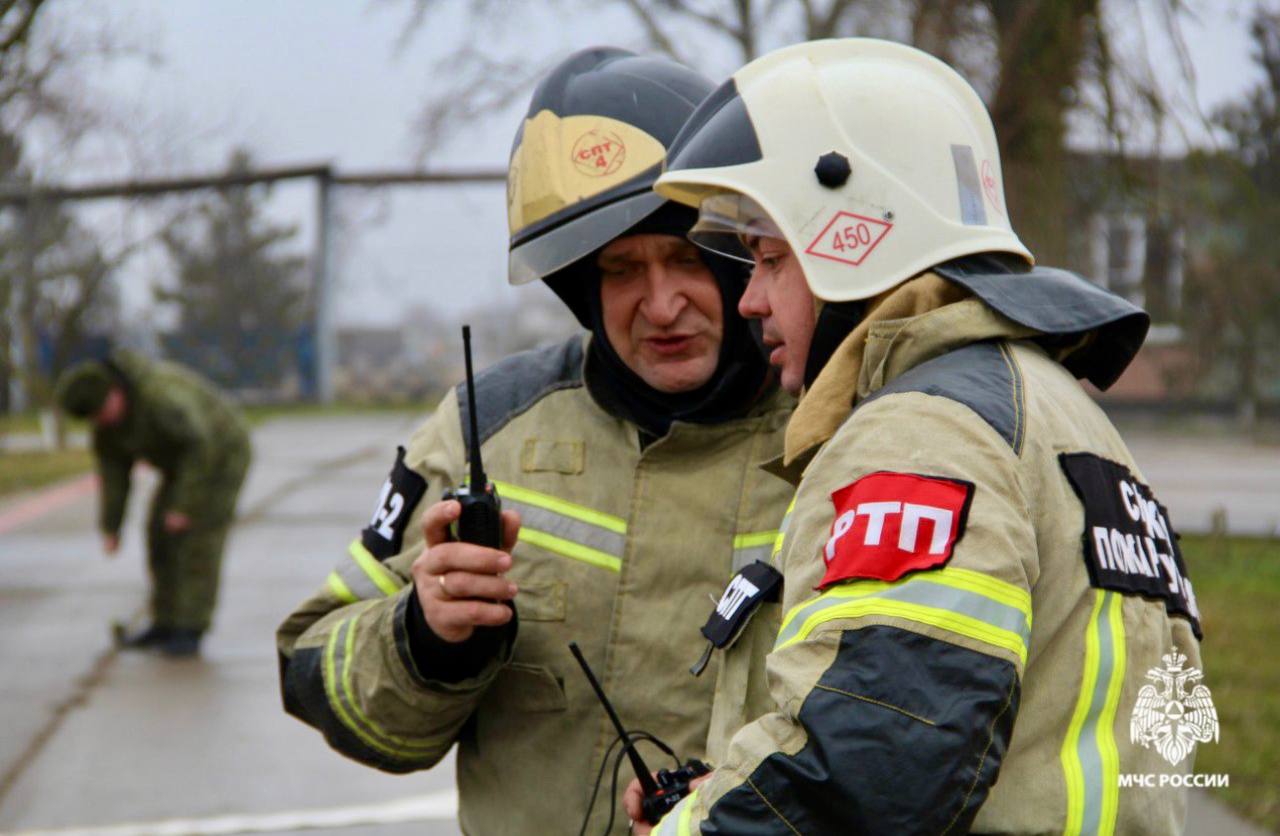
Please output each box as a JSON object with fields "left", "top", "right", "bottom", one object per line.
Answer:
{"left": 277, "top": 48, "right": 793, "bottom": 833}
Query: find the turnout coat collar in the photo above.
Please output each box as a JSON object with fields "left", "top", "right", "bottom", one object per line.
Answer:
{"left": 775, "top": 258, "right": 1149, "bottom": 477}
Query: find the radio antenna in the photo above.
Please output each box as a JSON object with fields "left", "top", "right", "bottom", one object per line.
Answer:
{"left": 568, "top": 641, "right": 660, "bottom": 798}
{"left": 462, "top": 325, "right": 485, "bottom": 489}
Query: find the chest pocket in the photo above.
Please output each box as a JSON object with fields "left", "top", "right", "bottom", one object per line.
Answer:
{"left": 488, "top": 663, "right": 567, "bottom": 713}
{"left": 521, "top": 439, "right": 584, "bottom": 474}
{"left": 487, "top": 583, "right": 569, "bottom": 715}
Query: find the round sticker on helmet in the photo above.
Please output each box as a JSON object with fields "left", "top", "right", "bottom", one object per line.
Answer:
{"left": 572, "top": 129, "right": 627, "bottom": 177}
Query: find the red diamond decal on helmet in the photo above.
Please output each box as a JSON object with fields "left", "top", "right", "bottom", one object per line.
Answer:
{"left": 805, "top": 211, "right": 893, "bottom": 267}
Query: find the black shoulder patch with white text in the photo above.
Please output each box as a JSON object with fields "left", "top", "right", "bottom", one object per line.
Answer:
{"left": 360, "top": 446, "right": 428, "bottom": 561}
{"left": 1060, "top": 452, "right": 1202, "bottom": 639}
{"left": 691, "top": 560, "right": 783, "bottom": 676}
{"left": 706, "top": 560, "right": 782, "bottom": 637}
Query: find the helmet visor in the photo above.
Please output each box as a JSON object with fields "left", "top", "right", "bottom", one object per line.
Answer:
{"left": 509, "top": 190, "right": 666, "bottom": 286}
{"left": 688, "top": 193, "right": 785, "bottom": 265}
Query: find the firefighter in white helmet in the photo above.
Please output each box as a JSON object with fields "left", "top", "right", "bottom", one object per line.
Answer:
{"left": 629, "top": 38, "right": 1205, "bottom": 835}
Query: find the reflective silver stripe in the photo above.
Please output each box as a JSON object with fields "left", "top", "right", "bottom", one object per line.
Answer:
{"left": 731, "top": 543, "right": 774, "bottom": 572}
{"left": 775, "top": 574, "right": 1031, "bottom": 654}
{"left": 504, "top": 497, "right": 627, "bottom": 559}
{"left": 336, "top": 559, "right": 389, "bottom": 601}
{"left": 779, "top": 507, "right": 794, "bottom": 532}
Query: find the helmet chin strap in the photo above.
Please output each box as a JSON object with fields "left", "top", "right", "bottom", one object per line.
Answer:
{"left": 802, "top": 300, "right": 867, "bottom": 391}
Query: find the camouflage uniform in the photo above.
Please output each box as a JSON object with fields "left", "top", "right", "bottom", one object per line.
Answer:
{"left": 88, "top": 350, "right": 251, "bottom": 632}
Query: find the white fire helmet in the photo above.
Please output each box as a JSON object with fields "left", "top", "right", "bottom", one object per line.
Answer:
{"left": 655, "top": 38, "right": 1033, "bottom": 303}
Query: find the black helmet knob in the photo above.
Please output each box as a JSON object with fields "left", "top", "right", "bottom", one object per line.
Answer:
{"left": 814, "top": 152, "right": 851, "bottom": 188}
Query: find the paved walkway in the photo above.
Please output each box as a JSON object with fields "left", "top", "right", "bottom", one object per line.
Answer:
{"left": 1124, "top": 431, "right": 1280, "bottom": 536}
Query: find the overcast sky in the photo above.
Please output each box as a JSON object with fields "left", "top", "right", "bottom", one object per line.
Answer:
{"left": 33, "top": 1, "right": 1270, "bottom": 328}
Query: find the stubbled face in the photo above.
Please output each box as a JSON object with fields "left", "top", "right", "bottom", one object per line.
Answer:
{"left": 94, "top": 386, "right": 127, "bottom": 427}
{"left": 598, "top": 233, "right": 724, "bottom": 393}
{"left": 739, "top": 235, "right": 815, "bottom": 396}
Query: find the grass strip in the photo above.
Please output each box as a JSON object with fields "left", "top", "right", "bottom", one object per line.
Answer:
{"left": 1181, "top": 533, "right": 1280, "bottom": 831}
{"left": 0, "top": 448, "right": 94, "bottom": 498}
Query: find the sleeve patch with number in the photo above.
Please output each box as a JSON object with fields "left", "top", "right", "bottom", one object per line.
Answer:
{"left": 1059, "top": 452, "right": 1202, "bottom": 638}
{"left": 819, "top": 472, "right": 974, "bottom": 588}
{"left": 359, "top": 446, "right": 428, "bottom": 560}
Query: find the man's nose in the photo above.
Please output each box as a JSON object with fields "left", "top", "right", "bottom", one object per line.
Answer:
{"left": 639, "top": 266, "right": 687, "bottom": 326}
{"left": 738, "top": 269, "right": 770, "bottom": 320}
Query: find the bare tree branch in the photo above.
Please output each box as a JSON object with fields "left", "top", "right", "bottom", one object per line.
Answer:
{"left": 411, "top": 45, "right": 550, "bottom": 163}
{"left": 619, "top": 0, "right": 687, "bottom": 62}
{"left": 385, "top": 0, "right": 432, "bottom": 56}
{"left": 733, "top": 0, "right": 758, "bottom": 59}
{"left": 0, "top": 0, "right": 43, "bottom": 54}
{"left": 651, "top": 0, "right": 752, "bottom": 58}
{"left": 383, "top": 0, "right": 1212, "bottom": 273}
{"left": 795, "top": 0, "right": 820, "bottom": 38}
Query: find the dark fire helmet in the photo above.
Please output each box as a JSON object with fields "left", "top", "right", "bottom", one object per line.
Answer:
{"left": 506, "top": 47, "right": 717, "bottom": 323}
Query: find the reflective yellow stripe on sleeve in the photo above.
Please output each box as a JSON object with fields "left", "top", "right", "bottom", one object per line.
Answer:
{"left": 323, "top": 611, "right": 437, "bottom": 761}
{"left": 1060, "top": 589, "right": 1126, "bottom": 836}
{"left": 339, "top": 539, "right": 402, "bottom": 598}
{"left": 770, "top": 493, "right": 799, "bottom": 561}
{"left": 326, "top": 571, "right": 358, "bottom": 604}
{"left": 775, "top": 567, "right": 1032, "bottom": 668}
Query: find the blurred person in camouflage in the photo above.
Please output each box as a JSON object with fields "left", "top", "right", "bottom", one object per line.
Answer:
{"left": 55, "top": 349, "right": 252, "bottom": 657}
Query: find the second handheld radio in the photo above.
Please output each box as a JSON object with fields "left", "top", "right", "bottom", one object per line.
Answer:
{"left": 569, "top": 642, "right": 709, "bottom": 828}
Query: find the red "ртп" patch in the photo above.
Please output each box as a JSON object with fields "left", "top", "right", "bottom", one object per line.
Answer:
{"left": 819, "top": 472, "right": 975, "bottom": 589}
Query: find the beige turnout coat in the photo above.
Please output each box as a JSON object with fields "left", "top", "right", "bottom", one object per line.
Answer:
{"left": 656, "top": 261, "right": 1204, "bottom": 836}
{"left": 277, "top": 335, "right": 793, "bottom": 835}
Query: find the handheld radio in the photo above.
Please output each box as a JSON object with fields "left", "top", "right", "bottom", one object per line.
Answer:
{"left": 443, "top": 325, "right": 503, "bottom": 548}
{"left": 568, "top": 642, "right": 709, "bottom": 825}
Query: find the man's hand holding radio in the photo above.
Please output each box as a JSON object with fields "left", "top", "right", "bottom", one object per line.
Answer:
{"left": 411, "top": 499, "right": 521, "bottom": 643}
{"left": 625, "top": 771, "right": 714, "bottom": 833}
